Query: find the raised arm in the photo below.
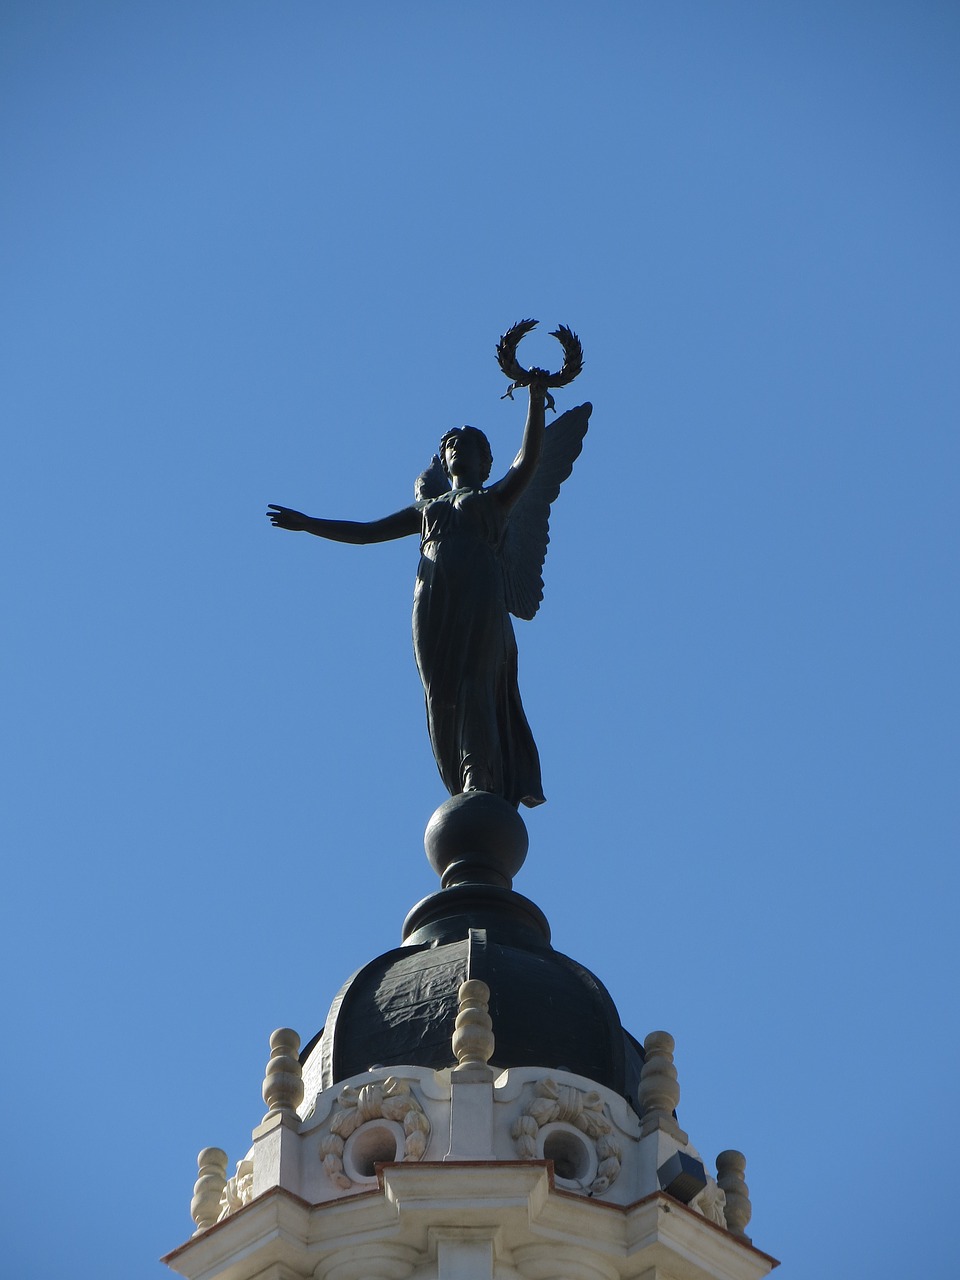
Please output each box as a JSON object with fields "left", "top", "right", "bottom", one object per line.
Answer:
{"left": 267, "top": 504, "right": 421, "bottom": 544}
{"left": 493, "top": 380, "right": 547, "bottom": 511}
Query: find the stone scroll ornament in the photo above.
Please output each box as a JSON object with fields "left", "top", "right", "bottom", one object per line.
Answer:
{"left": 267, "top": 321, "right": 590, "bottom": 810}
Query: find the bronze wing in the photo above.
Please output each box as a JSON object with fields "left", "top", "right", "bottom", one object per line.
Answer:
{"left": 414, "top": 454, "right": 451, "bottom": 502}
{"left": 501, "top": 402, "right": 592, "bottom": 621}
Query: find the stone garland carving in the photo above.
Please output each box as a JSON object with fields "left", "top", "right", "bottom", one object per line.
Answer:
{"left": 320, "top": 1078, "right": 430, "bottom": 1189}
{"left": 511, "top": 1077, "right": 622, "bottom": 1195}
{"left": 217, "top": 1156, "right": 254, "bottom": 1222}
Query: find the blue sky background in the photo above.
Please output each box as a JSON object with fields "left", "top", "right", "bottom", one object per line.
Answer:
{"left": 2, "top": 3, "right": 958, "bottom": 1277}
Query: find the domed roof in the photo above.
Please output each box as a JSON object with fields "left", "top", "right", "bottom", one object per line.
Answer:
{"left": 300, "top": 882, "right": 646, "bottom": 1116}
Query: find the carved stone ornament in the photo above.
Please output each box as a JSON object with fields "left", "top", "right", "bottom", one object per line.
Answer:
{"left": 216, "top": 1156, "right": 254, "bottom": 1222}
{"left": 717, "top": 1148, "right": 753, "bottom": 1240}
{"left": 690, "top": 1178, "right": 727, "bottom": 1226}
{"left": 638, "top": 1030, "right": 681, "bottom": 1119}
{"left": 190, "top": 1147, "right": 227, "bottom": 1234}
{"left": 320, "top": 1078, "right": 431, "bottom": 1189}
{"left": 452, "top": 978, "right": 495, "bottom": 1067}
{"left": 261, "top": 1027, "right": 303, "bottom": 1119}
{"left": 511, "top": 1077, "right": 622, "bottom": 1195}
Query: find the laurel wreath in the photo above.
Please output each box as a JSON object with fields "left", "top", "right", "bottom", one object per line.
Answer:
{"left": 496, "top": 319, "right": 583, "bottom": 411}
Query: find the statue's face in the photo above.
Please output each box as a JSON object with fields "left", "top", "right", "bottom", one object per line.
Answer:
{"left": 444, "top": 431, "right": 483, "bottom": 482}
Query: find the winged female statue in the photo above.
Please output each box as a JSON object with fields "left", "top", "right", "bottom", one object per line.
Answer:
{"left": 267, "top": 321, "right": 590, "bottom": 809}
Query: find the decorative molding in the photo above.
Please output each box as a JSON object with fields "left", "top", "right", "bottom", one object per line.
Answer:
{"left": 690, "top": 1178, "right": 727, "bottom": 1226}
{"left": 511, "top": 1077, "right": 621, "bottom": 1195}
{"left": 320, "top": 1078, "right": 431, "bottom": 1189}
{"left": 217, "top": 1157, "right": 254, "bottom": 1222}
{"left": 318, "top": 1241, "right": 419, "bottom": 1280}
{"left": 166, "top": 1161, "right": 779, "bottom": 1280}
{"left": 513, "top": 1240, "right": 620, "bottom": 1280}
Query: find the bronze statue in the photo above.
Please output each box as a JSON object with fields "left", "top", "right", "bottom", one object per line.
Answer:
{"left": 267, "top": 321, "right": 590, "bottom": 809}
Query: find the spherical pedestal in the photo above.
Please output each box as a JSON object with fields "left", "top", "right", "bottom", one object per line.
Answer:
{"left": 424, "top": 791, "right": 528, "bottom": 889}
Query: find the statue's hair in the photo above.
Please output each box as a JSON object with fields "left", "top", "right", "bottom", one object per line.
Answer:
{"left": 438, "top": 426, "right": 493, "bottom": 483}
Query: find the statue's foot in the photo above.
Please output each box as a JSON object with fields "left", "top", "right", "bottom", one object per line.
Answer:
{"left": 460, "top": 759, "right": 496, "bottom": 795}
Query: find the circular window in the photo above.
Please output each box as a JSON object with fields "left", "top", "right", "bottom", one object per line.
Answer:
{"left": 342, "top": 1120, "right": 405, "bottom": 1182}
{"left": 538, "top": 1122, "right": 598, "bottom": 1187}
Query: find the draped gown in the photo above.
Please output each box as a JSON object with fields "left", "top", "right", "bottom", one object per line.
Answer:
{"left": 412, "top": 485, "right": 545, "bottom": 808}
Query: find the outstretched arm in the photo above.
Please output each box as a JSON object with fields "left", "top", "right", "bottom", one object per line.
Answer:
{"left": 494, "top": 380, "right": 548, "bottom": 511}
{"left": 267, "top": 504, "right": 420, "bottom": 544}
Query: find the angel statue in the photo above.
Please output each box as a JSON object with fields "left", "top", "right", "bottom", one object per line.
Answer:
{"left": 267, "top": 320, "right": 590, "bottom": 810}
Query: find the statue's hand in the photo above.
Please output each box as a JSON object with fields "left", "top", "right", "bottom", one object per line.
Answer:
{"left": 526, "top": 370, "right": 555, "bottom": 412}
{"left": 267, "top": 504, "right": 310, "bottom": 532}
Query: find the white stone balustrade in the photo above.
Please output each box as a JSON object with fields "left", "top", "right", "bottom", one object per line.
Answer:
{"left": 717, "top": 1148, "right": 753, "bottom": 1241}
{"left": 452, "top": 979, "right": 495, "bottom": 1068}
{"left": 446, "top": 979, "right": 497, "bottom": 1159}
{"left": 261, "top": 1026, "right": 304, "bottom": 1119}
{"left": 189, "top": 1147, "right": 227, "bottom": 1235}
{"left": 637, "top": 1030, "right": 688, "bottom": 1142}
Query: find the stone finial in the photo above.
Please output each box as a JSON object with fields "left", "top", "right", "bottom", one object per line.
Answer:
{"left": 452, "top": 979, "right": 495, "bottom": 1068}
{"left": 261, "top": 1027, "right": 304, "bottom": 1120}
{"left": 638, "top": 1030, "right": 681, "bottom": 1119}
{"left": 190, "top": 1147, "right": 227, "bottom": 1234}
{"left": 716, "top": 1149, "right": 753, "bottom": 1241}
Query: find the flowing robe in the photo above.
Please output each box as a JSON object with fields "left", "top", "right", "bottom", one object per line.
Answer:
{"left": 412, "top": 487, "right": 545, "bottom": 808}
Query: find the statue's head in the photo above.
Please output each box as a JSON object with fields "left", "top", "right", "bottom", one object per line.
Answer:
{"left": 438, "top": 426, "right": 493, "bottom": 483}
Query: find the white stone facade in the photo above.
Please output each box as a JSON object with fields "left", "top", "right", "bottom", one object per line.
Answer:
{"left": 166, "top": 1059, "right": 776, "bottom": 1280}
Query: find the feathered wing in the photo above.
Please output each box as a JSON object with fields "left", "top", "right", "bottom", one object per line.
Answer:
{"left": 415, "top": 454, "right": 451, "bottom": 501}
{"left": 501, "top": 402, "right": 592, "bottom": 620}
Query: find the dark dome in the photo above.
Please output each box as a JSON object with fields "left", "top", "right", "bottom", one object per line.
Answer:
{"left": 300, "top": 883, "right": 646, "bottom": 1116}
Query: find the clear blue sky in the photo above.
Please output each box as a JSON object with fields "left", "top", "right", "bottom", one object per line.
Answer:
{"left": 3, "top": 4, "right": 958, "bottom": 1277}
